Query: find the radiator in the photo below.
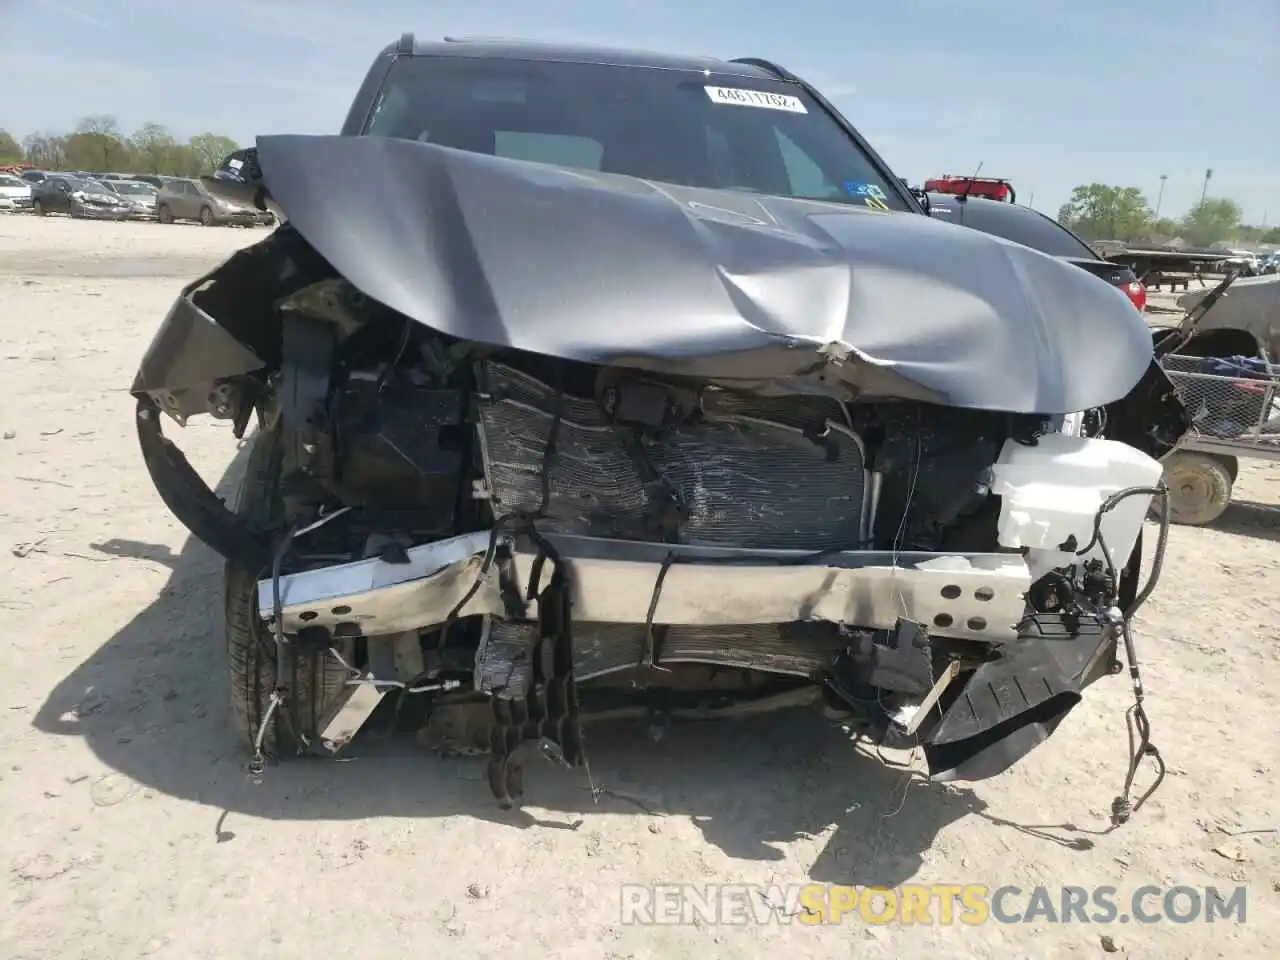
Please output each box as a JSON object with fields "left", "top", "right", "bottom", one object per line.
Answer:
{"left": 474, "top": 362, "right": 869, "bottom": 550}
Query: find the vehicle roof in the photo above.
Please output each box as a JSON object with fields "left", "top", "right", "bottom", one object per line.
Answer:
{"left": 401, "top": 36, "right": 785, "bottom": 80}
{"left": 924, "top": 192, "right": 1107, "bottom": 262}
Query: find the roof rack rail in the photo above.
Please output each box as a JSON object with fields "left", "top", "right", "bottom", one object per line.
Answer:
{"left": 397, "top": 32, "right": 414, "bottom": 54}
{"left": 728, "top": 57, "right": 792, "bottom": 80}
{"left": 442, "top": 35, "right": 542, "bottom": 44}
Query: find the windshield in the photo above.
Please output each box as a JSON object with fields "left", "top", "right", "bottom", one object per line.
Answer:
{"left": 364, "top": 56, "right": 908, "bottom": 211}
{"left": 113, "top": 180, "right": 157, "bottom": 196}
{"left": 82, "top": 180, "right": 113, "bottom": 196}
{"left": 0, "top": 174, "right": 24, "bottom": 188}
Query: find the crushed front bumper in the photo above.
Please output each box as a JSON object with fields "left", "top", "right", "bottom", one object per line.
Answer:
{"left": 214, "top": 207, "right": 273, "bottom": 226}
{"left": 254, "top": 530, "right": 1121, "bottom": 783}
{"left": 75, "top": 202, "right": 130, "bottom": 220}
{"left": 256, "top": 530, "right": 1031, "bottom": 643}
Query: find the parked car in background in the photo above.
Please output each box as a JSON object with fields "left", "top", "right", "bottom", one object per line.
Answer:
{"left": 155, "top": 177, "right": 273, "bottom": 226}
{"left": 0, "top": 173, "right": 34, "bottom": 212}
{"left": 20, "top": 169, "right": 48, "bottom": 185}
{"left": 30, "top": 175, "right": 81, "bottom": 216}
{"left": 1217, "top": 250, "right": 1260, "bottom": 276}
{"left": 131, "top": 174, "right": 177, "bottom": 190}
{"left": 32, "top": 175, "right": 133, "bottom": 220}
{"left": 926, "top": 193, "right": 1147, "bottom": 311}
{"left": 1254, "top": 252, "right": 1279, "bottom": 275}
{"left": 101, "top": 178, "right": 160, "bottom": 219}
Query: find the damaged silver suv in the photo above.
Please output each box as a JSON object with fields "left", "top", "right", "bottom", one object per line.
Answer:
{"left": 130, "top": 36, "right": 1188, "bottom": 815}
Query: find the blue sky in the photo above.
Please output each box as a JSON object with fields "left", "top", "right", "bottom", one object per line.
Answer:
{"left": 3, "top": 0, "right": 1277, "bottom": 222}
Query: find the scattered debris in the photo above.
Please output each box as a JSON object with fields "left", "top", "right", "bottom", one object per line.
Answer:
{"left": 1216, "top": 824, "right": 1277, "bottom": 837}
{"left": 11, "top": 538, "right": 47, "bottom": 558}
{"left": 1212, "top": 843, "right": 1249, "bottom": 863}
{"left": 12, "top": 851, "right": 100, "bottom": 882}
{"left": 16, "top": 476, "right": 72, "bottom": 488}
{"left": 90, "top": 773, "right": 138, "bottom": 808}
{"left": 466, "top": 882, "right": 490, "bottom": 900}
{"left": 1100, "top": 934, "right": 1119, "bottom": 953}
{"left": 583, "top": 785, "right": 666, "bottom": 816}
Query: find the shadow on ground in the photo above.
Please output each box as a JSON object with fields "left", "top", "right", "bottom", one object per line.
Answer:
{"left": 1210, "top": 498, "right": 1280, "bottom": 543}
{"left": 34, "top": 442, "right": 1002, "bottom": 887}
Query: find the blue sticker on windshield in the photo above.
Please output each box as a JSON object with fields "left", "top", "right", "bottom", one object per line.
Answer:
{"left": 842, "top": 180, "right": 887, "bottom": 201}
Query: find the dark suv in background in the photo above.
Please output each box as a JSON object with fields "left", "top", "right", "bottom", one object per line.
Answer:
{"left": 926, "top": 193, "right": 1147, "bottom": 312}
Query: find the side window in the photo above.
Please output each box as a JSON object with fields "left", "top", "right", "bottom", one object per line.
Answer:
{"left": 493, "top": 132, "right": 603, "bottom": 170}
{"left": 774, "top": 130, "right": 842, "bottom": 200}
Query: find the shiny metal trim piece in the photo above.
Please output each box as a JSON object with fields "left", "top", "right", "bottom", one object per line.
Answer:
{"left": 258, "top": 531, "right": 1029, "bottom": 642}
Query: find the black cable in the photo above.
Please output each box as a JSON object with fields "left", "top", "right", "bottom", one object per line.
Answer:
{"left": 1072, "top": 482, "right": 1172, "bottom": 826}
{"left": 373, "top": 318, "right": 412, "bottom": 397}
{"left": 638, "top": 552, "right": 676, "bottom": 669}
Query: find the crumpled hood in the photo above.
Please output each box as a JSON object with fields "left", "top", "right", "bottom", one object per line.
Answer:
{"left": 254, "top": 134, "right": 1153, "bottom": 415}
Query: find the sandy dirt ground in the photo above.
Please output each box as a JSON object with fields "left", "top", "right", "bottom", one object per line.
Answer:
{"left": 1, "top": 213, "right": 1277, "bottom": 960}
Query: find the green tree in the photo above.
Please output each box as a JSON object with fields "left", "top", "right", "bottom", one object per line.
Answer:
{"left": 187, "top": 133, "right": 240, "bottom": 175}
{"left": 0, "top": 129, "right": 23, "bottom": 162}
{"left": 165, "top": 144, "right": 204, "bottom": 177}
{"left": 1261, "top": 227, "right": 1280, "bottom": 244}
{"left": 1057, "top": 184, "right": 1153, "bottom": 242}
{"left": 1180, "top": 198, "right": 1243, "bottom": 247}
{"left": 131, "top": 123, "right": 179, "bottom": 174}
{"left": 66, "top": 115, "right": 134, "bottom": 170}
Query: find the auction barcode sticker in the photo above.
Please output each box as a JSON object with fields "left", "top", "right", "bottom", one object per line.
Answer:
{"left": 704, "top": 86, "right": 807, "bottom": 113}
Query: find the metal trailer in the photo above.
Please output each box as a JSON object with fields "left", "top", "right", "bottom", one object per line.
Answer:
{"left": 1093, "top": 243, "right": 1235, "bottom": 292}
{"left": 1153, "top": 274, "right": 1280, "bottom": 524}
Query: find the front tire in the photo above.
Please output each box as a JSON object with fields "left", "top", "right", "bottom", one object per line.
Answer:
{"left": 157, "top": 204, "right": 174, "bottom": 224}
{"left": 225, "top": 425, "right": 352, "bottom": 758}
{"left": 199, "top": 205, "right": 215, "bottom": 226}
{"left": 1156, "top": 451, "right": 1234, "bottom": 526}
{"left": 32, "top": 199, "right": 44, "bottom": 216}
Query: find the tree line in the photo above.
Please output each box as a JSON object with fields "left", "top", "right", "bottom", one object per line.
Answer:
{"left": 0, "top": 116, "right": 239, "bottom": 179}
{"left": 3, "top": 123, "right": 1275, "bottom": 247}
{"left": 1057, "top": 183, "right": 1278, "bottom": 248}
